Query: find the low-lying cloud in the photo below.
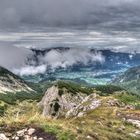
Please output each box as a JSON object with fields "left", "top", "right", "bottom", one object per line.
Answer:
{"left": 14, "top": 65, "right": 47, "bottom": 76}
{"left": 13, "top": 48, "right": 105, "bottom": 76}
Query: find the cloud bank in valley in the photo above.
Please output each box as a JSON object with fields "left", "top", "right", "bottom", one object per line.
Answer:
{"left": 13, "top": 48, "right": 105, "bottom": 76}
{"left": 0, "top": 0, "right": 140, "bottom": 31}
{"left": 0, "top": 0, "right": 139, "bottom": 76}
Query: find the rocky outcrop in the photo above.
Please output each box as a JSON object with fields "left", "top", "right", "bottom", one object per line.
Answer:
{"left": 0, "top": 127, "right": 57, "bottom": 140}
{"left": 0, "top": 133, "right": 9, "bottom": 140}
{"left": 66, "top": 93, "right": 101, "bottom": 118}
{"left": 129, "top": 130, "right": 140, "bottom": 138}
{"left": 38, "top": 85, "right": 101, "bottom": 118}
{"left": 127, "top": 119, "right": 140, "bottom": 129}
{"left": 107, "top": 98, "right": 125, "bottom": 107}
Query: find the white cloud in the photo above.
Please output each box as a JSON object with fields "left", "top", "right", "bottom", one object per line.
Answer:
{"left": 14, "top": 65, "right": 47, "bottom": 76}
{"left": 0, "top": 29, "right": 139, "bottom": 76}
{"left": 42, "top": 48, "right": 104, "bottom": 68}
{"left": 13, "top": 48, "right": 105, "bottom": 76}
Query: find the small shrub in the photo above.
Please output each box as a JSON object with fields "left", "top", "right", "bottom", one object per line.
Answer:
{"left": 57, "top": 81, "right": 92, "bottom": 95}
{"left": 94, "top": 85, "right": 124, "bottom": 95}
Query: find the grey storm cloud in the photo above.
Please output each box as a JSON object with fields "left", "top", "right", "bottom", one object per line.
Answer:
{"left": 0, "top": 0, "right": 140, "bottom": 30}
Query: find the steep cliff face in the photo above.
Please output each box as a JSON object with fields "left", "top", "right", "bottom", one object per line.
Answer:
{"left": 0, "top": 66, "right": 33, "bottom": 94}
{"left": 38, "top": 83, "right": 101, "bottom": 118}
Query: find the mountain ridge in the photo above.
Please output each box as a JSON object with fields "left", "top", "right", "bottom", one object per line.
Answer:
{"left": 0, "top": 66, "right": 33, "bottom": 94}
{"left": 113, "top": 65, "right": 140, "bottom": 96}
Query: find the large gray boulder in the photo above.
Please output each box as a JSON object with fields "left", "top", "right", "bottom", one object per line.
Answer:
{"left": 38, "top": 85, "right": 101, "bottom": 118}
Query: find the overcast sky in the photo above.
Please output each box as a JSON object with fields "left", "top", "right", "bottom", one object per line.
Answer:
{"left": 0, "top": 0, "right": 140, "bottom": 74}
{"left": 0, "top": 0, "right": 140, "bottom": 31}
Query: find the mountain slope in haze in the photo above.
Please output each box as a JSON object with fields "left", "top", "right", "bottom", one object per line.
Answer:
{"left": 113, "top": 66, "right": 140, "bottom": 82}
{"left": 0, "top": 66, "right": 33, "bottom": 94}
{"left": 22, "top": 48, "right": 140, "bottom": 84}
{"left": 113, "top": 66, "right": 140, "bottom": 95}
{"left": 0, "top": 66, "right": 45, "bottom": 104}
